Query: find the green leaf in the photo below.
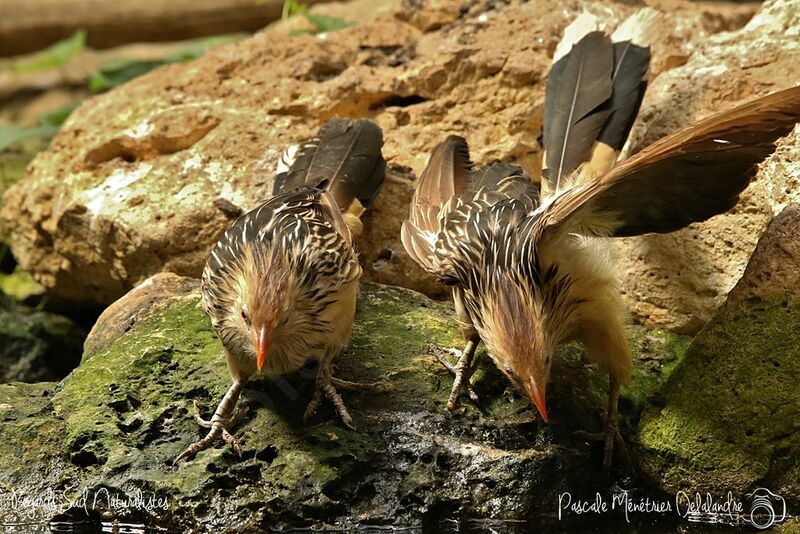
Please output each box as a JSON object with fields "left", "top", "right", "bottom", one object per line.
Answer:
{"left": 165, "top": 34, "right": 242, "bottom": 63}
{"left": 88, "top": 35, "right": 241, "bottom": 92}
{"left": 282, "top": 0, "right": 308, "bottom": 20}
{"left": 0, "top": 125, "right": 60, "bottom": 152}
{"left": 37, "top": 102, "right": 80, "bottom": 127}
{"left": 304, "top": 13, "right": 355, "bottom": 33}
{"left": 89, "top": 58, "right": 166, "bottom": 92}
{"left": 12, "top": 30, "right": 86, "bottom": 73}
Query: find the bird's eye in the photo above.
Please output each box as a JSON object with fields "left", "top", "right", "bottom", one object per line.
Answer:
{"left": 241, "top": 307, "right": 251, "bottom": 325}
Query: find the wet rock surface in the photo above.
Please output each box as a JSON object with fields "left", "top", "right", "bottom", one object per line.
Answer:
{"left": 637, "top": 204, "right": 800, "bottom": 509}
{"left": 0, "top": 275, "right": 687, "bottom": 530}
{"left": 1, "top": 0, "right": 773, "bottom": 332}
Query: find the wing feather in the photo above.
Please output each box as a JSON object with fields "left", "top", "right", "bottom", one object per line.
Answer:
{"left": 535, "top": 86, "right": 800, "bottom": 241}
{"left": 282, "top": 118, "right": 385, "bottom": 211}
{"left": 402, "top": 136, "right": 473, "bottom": 277}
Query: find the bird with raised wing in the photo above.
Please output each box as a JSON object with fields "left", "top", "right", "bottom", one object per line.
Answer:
{"left": 401, "top": 9, "right": 800, "bottom": 469}
{"left": 176, "top": 118, "right": 389, "bottom": 463}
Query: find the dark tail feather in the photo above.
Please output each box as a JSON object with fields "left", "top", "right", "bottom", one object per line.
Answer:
{"left": 542, "top": 10, "right": 658, "bottom": 194}
{"left": 597, "top": 41, "right": 650, "bottom": 150}
{"left": 283, "top": 118, "right": 386, "bottom": 213}
{"left": 542, "top": 31, "right": 614, "bottom": 192}
{"left": 597, "top": 8, "right": 658, "bottom": 150}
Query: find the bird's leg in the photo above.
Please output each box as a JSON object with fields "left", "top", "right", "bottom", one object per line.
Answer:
{"left": 174, "top": 380, "right": 247, "bottom": 464}
{"left": 603, "top": 375, "right": 621, "bottom": 470}
{"left": 431, "top": 336, "right": 480, "bottom": 411}
{"left": 571, "top": 376, "right": 633, "bottom": 473}
{"left": 303, "top": 350, "right": 394, "bottom": 430}
{"left": 304, "top": 355, "right": 393, "bottom": 429}
{"left": 602, "top": 375, "right": 634, "bottom": 473}
{"left": 304, "top": 355, "right": 355, "bottom": 429}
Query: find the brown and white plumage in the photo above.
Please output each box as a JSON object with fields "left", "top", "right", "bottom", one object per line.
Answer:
{"left": 201, "top": 186, "right": 362, "bottom": 377}
{"left": 176, "top": 118, "right": 386, "bottom": 463}
{"left": 402, "top": 9, "right": 800, "bottom": 469}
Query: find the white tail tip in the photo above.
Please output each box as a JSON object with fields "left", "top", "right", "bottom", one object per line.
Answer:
{"left": 553, "top": 11, "right": 599, "bottom": 63}
{"left": 611, "top": 7, "right": 662, "bottom": 47}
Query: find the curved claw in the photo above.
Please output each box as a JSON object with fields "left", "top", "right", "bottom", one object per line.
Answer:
{"left": 174, "top": 381, "right": 245, "bottom": 465}
{"left": 303, "top": 384, "right": 324, "bottom": 426}
{"left": 173, "top": 422, "right": 224, "bottom": 465}
{"left": 430, "top": 340, "right": 479, "bottom": 412}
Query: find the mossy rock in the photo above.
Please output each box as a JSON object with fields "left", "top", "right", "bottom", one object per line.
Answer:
{"left": 0, "top": 292, "right": 83, "bottom": 382}
{"left": 0, "top": 277, "right": 688, "bottom": 530}
{"left": 638, "top": 294, "right": 800, "bottom": 508}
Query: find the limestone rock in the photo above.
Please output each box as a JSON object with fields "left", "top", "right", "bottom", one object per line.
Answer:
{"left": 1, "top": 0, "right": 757, "bottom": 309}
{"left": 725, "top": 203, "right": 800, "bottom": 309}
{"left": 615, "top": 0, "right": 800, "bottom": 333}
{"left": 637, "top": 204, "right": 800, "bottom": 510}
{"left": 0, "top": 276, "right": 687, "bottom": 529}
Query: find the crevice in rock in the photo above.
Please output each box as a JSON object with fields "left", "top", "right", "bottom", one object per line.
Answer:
{"left": 369, "top": 94, "right": 428, "bottom": 110}
{"left": 84, "top": 138, "right": 142, "bottom": 168}
{"left": 83, "top": 117, "right": 219, "bottom": 168}
{"left": 256, "top": 444, "right": 278, "bottom": 463}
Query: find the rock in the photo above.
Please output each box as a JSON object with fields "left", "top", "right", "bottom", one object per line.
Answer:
{"left": 0, "top": 275, "right": 687, "bottom": 529}
{"left": 0, "top": 292, "right": 84, "bottom": 383}
{"left": 1, "top": 0, "right": 758, "bottom": 309}
{"left": 0, "top": 0, "right": 329, "bottom": 56}
{"left": 615, "top": 0, "right": 800, "bottom": 333}
{"left": 637, "top": 204, "right": 800, "bottom": 511}
{"left": 82, "top": 271, "right": 198, "bottom": 361}
{"left": 782, "top": 518, "right": 800, "bottom": 533}
{"left": 724, "top": 203, "right": 800, "bottom": 308}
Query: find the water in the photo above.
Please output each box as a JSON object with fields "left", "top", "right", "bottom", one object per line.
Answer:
{"left": 0, "top": 516, "right": 759, "bottom": 533}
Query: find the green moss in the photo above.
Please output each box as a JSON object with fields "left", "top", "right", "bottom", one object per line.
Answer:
{"left": 0, "top": 285, "right": 464, "bottom": 528}
{"left": 623, "top": 328, "right": 691, "bottom": 410}
{"left": 638, "top": 295, "right": 800, "bottom": 503}
{"left": 0, "top": 267, "right": 45, "bottom": 302}
{"left": 781, "top": 518, "right": 800, "bottom": 533}
{"left": 0, "top": 283, "right": 692, "bottom": 529}
{"left": 0, "top": 294, "right": 84, "bottom": 382}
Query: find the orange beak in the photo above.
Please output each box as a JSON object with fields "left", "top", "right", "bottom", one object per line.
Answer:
{"left": 529, "top": 382, "right": 548, "bottom": 423}
{"left": 256, "top": 324, "right": 271, "bottom": 371}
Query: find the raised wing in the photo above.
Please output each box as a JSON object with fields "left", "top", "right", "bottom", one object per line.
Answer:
{"left": 534, "top": 85, "right": 800, "bottom": 242}
{"left": 402, "top": 137, "right": 538, "bottom": 282}
{"left": 401, "top": 136, "right": 473, "bottom": 278}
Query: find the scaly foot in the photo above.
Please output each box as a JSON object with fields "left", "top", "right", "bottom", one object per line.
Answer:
{"left": 572, "top": 374, "right": 634, "bottom": 474}
{"left": 429, "top": 338, "right": 479, "bottom": 411}
{"left": 174, "top": 381, "right": 246, "bottom": 464}
{"left": 303, "top": 372, "right": 393, "bottom": 429}
{"left": 572, "top": 425, "right": 633, "bottom": 474}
